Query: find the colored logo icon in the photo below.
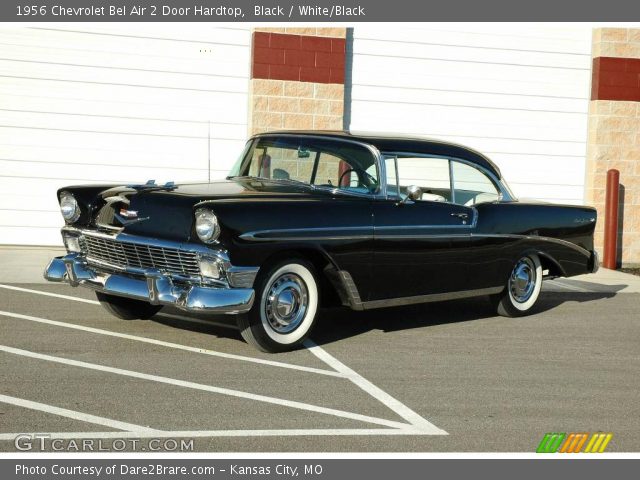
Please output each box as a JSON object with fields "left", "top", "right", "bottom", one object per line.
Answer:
{"left": 537, "top": 432, "right": 613, "bottom": 453}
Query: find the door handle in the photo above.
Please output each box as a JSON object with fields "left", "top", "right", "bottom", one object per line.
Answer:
{"left": 450, "top": 212, "right": 469, "bottom": 219}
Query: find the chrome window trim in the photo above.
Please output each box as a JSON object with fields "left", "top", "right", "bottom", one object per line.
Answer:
{"left": 380, "top": 151, "right": 515, "bottom": 203}
{"left": 243, "top": 133, "right": 387, "bottom": 199}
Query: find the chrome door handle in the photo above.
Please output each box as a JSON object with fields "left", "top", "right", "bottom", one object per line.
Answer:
{"left": 450, "top": 212, "right": 469, "bottom": 219}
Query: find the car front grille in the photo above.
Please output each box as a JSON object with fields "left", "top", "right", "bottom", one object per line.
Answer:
{"left": 80, "top": 234, "right": 200, "bottom": 277}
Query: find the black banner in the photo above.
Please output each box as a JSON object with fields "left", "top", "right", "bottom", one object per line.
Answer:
{"left": 1, "top": 0, "right": 640, "bottom": 22}
{"left": 3, "top": 459, "right": 639, "bottom": 480}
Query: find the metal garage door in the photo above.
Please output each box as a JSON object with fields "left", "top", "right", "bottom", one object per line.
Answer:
{"left": 0, "top": 25, "right": 250, "bottom": 246}
{"left": 349, "top": 25, "right": 592, "bottom": 205}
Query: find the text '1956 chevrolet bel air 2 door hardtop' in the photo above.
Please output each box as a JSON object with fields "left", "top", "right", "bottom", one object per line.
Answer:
{"left": 45, "top": 131, "right": 599, "bottom": 352}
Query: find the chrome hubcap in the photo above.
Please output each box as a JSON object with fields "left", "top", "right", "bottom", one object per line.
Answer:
{"left": 509, "top": 257, "right": 536, "bottom": 303}
{"left": 264, "top": 273, "right": 308, "bottom": 334}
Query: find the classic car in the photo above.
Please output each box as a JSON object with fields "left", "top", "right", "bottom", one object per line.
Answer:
{"left": 44, "top": 131, "right": 599, "bottom": 352}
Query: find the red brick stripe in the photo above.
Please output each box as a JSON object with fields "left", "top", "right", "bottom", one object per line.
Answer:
{"left": 591, "top": 56, "right": 640, "bottom": 102}
{"left": 251, "top": 32, "right": 345, "bottom": 84}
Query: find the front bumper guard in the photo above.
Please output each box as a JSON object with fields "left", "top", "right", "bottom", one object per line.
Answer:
{"left": 44, "top": 254, "right": 254, "bottom": 314}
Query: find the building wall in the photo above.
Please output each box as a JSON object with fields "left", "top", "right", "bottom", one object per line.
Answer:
{"left": 587, "top": 28, "right": 640, "bottom": 266}
{"left": 0, "top": 25, "right": 251, "bottom": 246}
{"left": 348, "top": 25, "right": 593, "bottom": 205}
{"left": 248, "top": 28, "right": 346, "bottom": 136}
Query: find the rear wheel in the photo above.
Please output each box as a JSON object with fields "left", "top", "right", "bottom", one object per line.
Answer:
{"left": 96, "top": 292, "right": 162, "bottom": 320}
{"left": 492, "top": 253, "right": 543, "bottom": 317}
{"left": 237, "top": 259, "right": 319, "bottom": 353}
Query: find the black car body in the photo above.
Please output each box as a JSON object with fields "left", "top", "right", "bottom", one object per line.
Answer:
{"left": 45, "top": 131, "right": 599, "bottom": 352}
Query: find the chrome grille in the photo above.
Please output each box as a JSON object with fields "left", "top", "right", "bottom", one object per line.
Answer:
{"left": 80, "top": 235, "right": 200, "bottom": 277}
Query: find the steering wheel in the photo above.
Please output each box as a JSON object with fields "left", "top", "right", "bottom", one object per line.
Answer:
{"left": 337, "top": 168, "right": 377, "bottom": 190}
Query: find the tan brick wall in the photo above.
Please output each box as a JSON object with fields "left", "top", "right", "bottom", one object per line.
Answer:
{"left": 248, "top": 28, "right": 346, "bottom": 137}
{"left": 249, "top": 80, "right": 344, "bottom": 136}
{"left": 587, "top": 28, "right": 640, "bottom": 266}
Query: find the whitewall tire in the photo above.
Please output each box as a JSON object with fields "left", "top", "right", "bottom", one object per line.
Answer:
{"left": 237, "top": 259, "right": 319, "bottom": 352}
{"left": 493, "top": 253, "right": 543, "bottom": 317}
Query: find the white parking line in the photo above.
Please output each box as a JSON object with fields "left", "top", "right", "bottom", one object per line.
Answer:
{"left": 0, "top": 284, "right": 99, "bottom": 305}
{"left": 0, "top": 427, "right": 431, "bottom": 441}
{"left": 305, "top": 340, "right": 447, "bottom": 435}
{"left": 0, "top": 283, "right": 448, "bottom": 436}
{"left": 0, "top": 310, "right": 343, "bottom": 378}
{"left": 0, "top": 345, "right": 412, "bottom": 430}
{"left": 547, "top": 280, "right": 591, "bottom": 293}
{"left": 0, "top": 394, "right": 159, "bottom": 433}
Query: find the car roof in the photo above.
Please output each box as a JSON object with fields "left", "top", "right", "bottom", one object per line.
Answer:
{"left": 252, "top": 130, "right": 503, "bottom": 179}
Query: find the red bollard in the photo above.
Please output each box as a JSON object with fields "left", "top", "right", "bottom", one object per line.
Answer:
{"left": 603, "top": 169, "right": 620, "bottom": 270}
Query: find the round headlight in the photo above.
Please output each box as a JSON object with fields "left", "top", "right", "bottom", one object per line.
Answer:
{"left": 195, "top": 208, "right": 220, "bottom": 243}
{"left": 59, "top": 192, "right": 80, "bottom": 223}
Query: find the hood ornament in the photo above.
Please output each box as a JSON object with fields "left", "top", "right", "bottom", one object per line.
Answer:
{"left": 115, "top": 208, "right": 149, "bottom": 226}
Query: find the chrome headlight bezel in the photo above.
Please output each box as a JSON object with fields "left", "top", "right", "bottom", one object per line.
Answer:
{"left": 59, "top": 191, "right": 81, "bottom": 224}
{"left": 194, "top": 208, "right": 220, "bottom": 244}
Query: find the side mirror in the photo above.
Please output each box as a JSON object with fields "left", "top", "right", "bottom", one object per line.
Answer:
{"left": 400, "top": 185, "right": 422, "bottom": 204}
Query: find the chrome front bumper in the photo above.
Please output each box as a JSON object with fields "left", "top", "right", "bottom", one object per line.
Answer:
{"left": 44, "top": 254, "right": 255, "bottom": 314}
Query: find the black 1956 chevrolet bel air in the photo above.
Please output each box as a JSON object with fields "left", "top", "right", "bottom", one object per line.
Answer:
{"left": 45, "top": 131, "right": 599, "bottom": 352}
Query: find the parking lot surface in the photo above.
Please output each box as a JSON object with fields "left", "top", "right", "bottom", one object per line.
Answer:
{"left": 0, "top": 274, "right": 639, "bottom": 452}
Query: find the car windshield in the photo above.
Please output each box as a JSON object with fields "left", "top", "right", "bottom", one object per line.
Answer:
{"left": 230, "top": 136, "right": 380, "bottom": 195}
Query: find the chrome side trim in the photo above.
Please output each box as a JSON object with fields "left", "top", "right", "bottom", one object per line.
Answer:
{"left": 471, "top": 233, "right": 592, "bottom": 257}
{"left": 375, "top": 208, "right": 478, "bottom": 230}
{"left": 240, "top": 226, "right": 373, "bottom": 242}
{"left": 362, "top": 286, "right": 504, "bottom": 310}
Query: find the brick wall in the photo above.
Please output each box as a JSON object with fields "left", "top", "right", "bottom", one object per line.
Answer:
{"left": 587, "top": 28, "right": 640, "bottom": 266}
{"left": 248, "top": 28, "right": 346, "bottom": 137}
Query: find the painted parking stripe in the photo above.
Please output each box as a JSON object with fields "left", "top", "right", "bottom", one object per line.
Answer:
{"left": 0, "top": 284, "right": 238, "bottom": 331}
{"left": 0, "top": 345, "right": 412, "bottom": 430}
{"left": 305, "top": 340, "right": 447, "bottom": 434}
{"left": 0, "top": 394, "right": 159, "bottom": 433}
{"left": 547, "top": 280, "right": 591, "bottom": 293}
{"left": 0, "top": 427, "right": 432, "bottom": 441}
{"left": 0, "top": 283, "right": 448, "bottom": 435}
{"left": 0, "top": 310, "right": 342, "bottom": 378}
{"left": 0, "top": 284, "right": 99, "bottom": 304}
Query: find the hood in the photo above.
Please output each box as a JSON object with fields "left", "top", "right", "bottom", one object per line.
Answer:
{"left": 87, "top": 178, "right": 332, "bottom": 241}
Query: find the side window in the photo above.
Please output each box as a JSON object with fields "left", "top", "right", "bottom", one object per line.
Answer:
{"left": 312, "top": 153, "right": 354, "bottom": 188}
{"left": 452, "top": 162, "right": 500, "bottom": 206}
{"left": 394, "top": 156, "right": 452, "bottom": 202}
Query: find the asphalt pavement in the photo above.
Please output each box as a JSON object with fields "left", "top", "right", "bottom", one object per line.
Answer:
{"left": 0, "top": 270, "right": 639, "bottom": 452}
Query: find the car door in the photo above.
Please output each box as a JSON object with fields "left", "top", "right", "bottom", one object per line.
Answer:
{"left": 369, "top": 154, "right": 475, "bottom": 302}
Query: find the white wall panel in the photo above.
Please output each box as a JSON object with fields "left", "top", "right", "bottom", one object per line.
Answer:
{"left": 350, "top": 25, "right": 592, "bottom": 205}
{"left": 0, "top": 25, "right": 250, "bottom": 245}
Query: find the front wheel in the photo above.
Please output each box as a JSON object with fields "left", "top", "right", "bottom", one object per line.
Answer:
{"left": 96, "top": 292, "right": 162, "bottom": 320}
{"left": 492, "top": 254, "right": 543, "bottom": 317}
{"left": 237, "top": 259, "right": 319, "bottom": 353}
